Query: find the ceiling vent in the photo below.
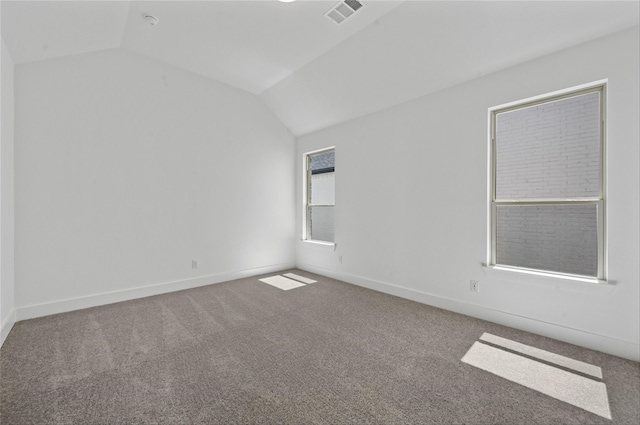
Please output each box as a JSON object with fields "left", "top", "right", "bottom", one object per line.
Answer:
{"left": 325, "top": 0, "right": 365, "bottom": 25}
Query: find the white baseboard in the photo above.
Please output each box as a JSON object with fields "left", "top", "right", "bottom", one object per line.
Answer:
{"left": 16, "top": 262, "right": 295, "bottom": 322}
{"left": 298, "top": 263, "right": 640, "bottom": 362}
{"left": 1, "top": 308, "right": 16, "bottom": 348}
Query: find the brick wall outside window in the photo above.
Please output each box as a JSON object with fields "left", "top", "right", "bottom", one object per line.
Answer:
{"left": 493, "top": 89, "right": 602, "bottom": 277}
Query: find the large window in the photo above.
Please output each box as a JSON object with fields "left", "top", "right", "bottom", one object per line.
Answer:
{"left": 305, "top": 148, "right": 335, "bottom": 243}
{"left": 489, "top": 84, "right": 605, "bottom": 280}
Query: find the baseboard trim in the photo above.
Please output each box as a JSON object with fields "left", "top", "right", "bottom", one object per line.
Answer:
{"left": 298, "top": 263, "right": 640, "bottom": 362}
{"left": 1, "top": 309, "right": 16, "bottom": 348}
{"left": 16, "top": 262, "right": 295, "bottom": 322}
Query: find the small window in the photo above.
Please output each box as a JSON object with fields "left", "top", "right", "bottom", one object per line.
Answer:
{"left": 489, "top": 84, "right": 605, "bottom": 280}
{"left": 305, "top": 148, "right": 335, "bottom": 243}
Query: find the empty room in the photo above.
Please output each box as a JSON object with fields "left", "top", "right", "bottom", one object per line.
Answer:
{"left": 1, "top": 0, "right": 639, "bottom": 424}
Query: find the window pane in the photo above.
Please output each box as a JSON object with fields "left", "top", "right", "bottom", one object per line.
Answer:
{"left": 496, "top": 204, "right": 598, "bottom": 277}
{"left": 310, "top": 172, "right": 335, "bottom": 205}
{"left": 309, "top": 206, "right": 334, "bottom": 242}
{"left": 495, "top": 92, "right": 600, "bottom": 199}
{"left": 310, "top": 151, "right": 335, "bottom": 173}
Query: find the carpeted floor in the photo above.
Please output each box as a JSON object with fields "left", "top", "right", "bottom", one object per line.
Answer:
{"left": 1, "top": 269, "right": 638, "bottom": 424}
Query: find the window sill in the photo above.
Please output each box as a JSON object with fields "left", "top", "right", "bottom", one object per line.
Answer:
{"left": 302, "top": 239, "right": 336, "bottom": 248}
{"left": 482, "top": 264, "right": 612, "bottom": 285}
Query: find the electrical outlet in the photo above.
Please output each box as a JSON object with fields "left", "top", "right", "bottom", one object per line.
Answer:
{"left": 338, "top": 255, "right": 343, "bottom": 263}
{"left": 470, "top": 280, "right": 479, "bottom": 292}
{"left": 192, "top": 260, "right": 199, "bottom": 269}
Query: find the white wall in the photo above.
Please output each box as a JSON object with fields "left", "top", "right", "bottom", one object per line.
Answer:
{"left": 296, "top": 27, "right": 640, "bottom": 361}
{"left": 14, "top": 48, "right": 295, "bottom": 318}
{"left": 1, "top": 37, "right": 16, "bottom": 346}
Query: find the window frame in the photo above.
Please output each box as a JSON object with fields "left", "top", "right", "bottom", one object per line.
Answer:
{"left": 488, "top": 83, "right": 606, "bottom": 281}
{"left": 303, "top": 147, "right": 335, "bottom": 244}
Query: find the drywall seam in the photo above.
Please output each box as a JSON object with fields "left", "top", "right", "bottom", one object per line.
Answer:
{"left": 15, "top": 261, "right": 295, "bottom": 321}
{"left": 297, "top": 262, "right": 639, "bottom": 362}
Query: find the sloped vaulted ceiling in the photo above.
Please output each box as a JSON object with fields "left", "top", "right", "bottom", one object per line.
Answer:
{"left": 2, "top": 0, "right": 639, "bottom": 136}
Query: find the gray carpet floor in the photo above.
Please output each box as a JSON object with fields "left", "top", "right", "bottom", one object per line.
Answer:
{"left": 1, "top": 269, "right": 638, "bottom": 424}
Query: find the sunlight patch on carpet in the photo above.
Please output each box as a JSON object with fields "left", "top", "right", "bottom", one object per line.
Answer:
{"left": 462, "top": 339, "right": 611, "bottom": 419}
{"left": 283, "top": 273, "right": 317, "bottom": 284}
{"left": 479, "top": 333, "right": 602, "bottom": 379}
{"left": 259, "top": 275, "right": 307, "bottom": 291}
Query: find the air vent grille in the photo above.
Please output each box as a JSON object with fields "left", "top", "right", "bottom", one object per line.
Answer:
{"left": 344, "top": 0, "right": 363, "bottom": 12}
{"left": 325, "top": 0, "right": 365, "bottom": 25}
